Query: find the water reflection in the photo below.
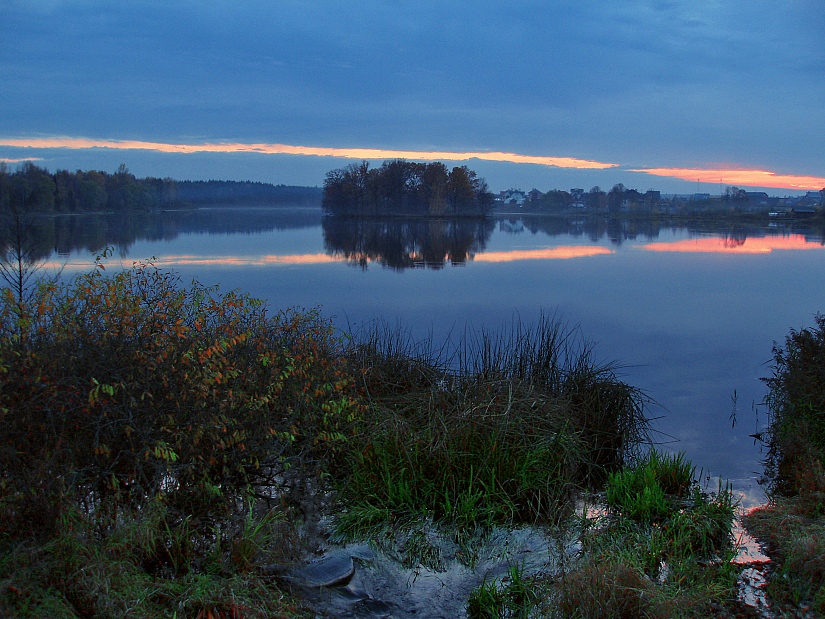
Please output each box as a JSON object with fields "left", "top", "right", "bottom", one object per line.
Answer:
{"left": 642, "top": 235, "right": 824, "bottom": 253}
{"left": 505, "top": 215, "right": 825, "bottom": 249}
{"left": 0, "top": 207, "right": 323, "bottom": 262}
{"left": 6, "top": 209, "right": 824, "bottom": 266}
{"left": 322, "top": 216, "right": 495, "bottom": 270}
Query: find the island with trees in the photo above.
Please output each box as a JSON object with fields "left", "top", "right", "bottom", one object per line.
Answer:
{"left": 322, "top": 160, "right": 495, "bottom": 217}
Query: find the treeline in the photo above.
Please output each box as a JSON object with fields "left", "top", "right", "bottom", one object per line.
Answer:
{"left": 0, "top": 162, "right": 322, "bottom": 213}
{"left": 322, "top": 160, "right": 495, "bottom": 217}
{"left": 175, "top": 180, "right": 321, "bottom": 206}
{"left": 512, "top": 185, "right": 660, "bottom": 214}
{"left": 0, "top": 162, "right": 177, "bottom": 212}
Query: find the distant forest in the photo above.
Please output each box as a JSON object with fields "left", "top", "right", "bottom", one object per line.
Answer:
{"left": 0, "top": 162, "right": 322, "bottom": 213}
{"left": 322, "top": 160, "right": 495, "bottom": 217}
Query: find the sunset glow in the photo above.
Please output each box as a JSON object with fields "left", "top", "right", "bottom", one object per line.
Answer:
{"left": 0, "top": 137, "right": 616, "bottom": 170}
{"left": 153, "top": 253, "right": 340, "bottom": 267}
{"left": 633, "top": 167, "right": 825, "bottom": 191}
{"left": 474, "top": 246, "right": 613, "bottom": 262}
{"left": 641, "top": 235, "right": 823, "bottom": 254}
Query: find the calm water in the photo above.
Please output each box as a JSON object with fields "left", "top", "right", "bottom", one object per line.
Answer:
{"left": 50, "top": 208, "right": 825, "bottom": 506}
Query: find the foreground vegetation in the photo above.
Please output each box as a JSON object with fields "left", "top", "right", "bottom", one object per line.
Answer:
{"left": 0, "top": 257, "right": 362, "bottom": 617}
{"left": 743, "top": 314, "right": 825, "bottom": 615}
{"left": 465, "top": 451, "right": 739, "bottom": 619}
{"left": 0, "top": 256, "right": 806, "bottom": 617}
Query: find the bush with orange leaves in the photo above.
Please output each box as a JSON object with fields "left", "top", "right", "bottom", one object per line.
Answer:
{"left": 0, "top": 255, "right": 364, "bottom": 537}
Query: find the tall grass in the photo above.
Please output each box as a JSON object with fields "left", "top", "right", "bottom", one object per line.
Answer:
{"left": 339, "top": 315, "right": 651, "bottom": 531}
{"left": 762, "top": 313, "right": 825, "bottom": 502}
{"left": 747, "top": 313, "right": 825, "bottom": 613}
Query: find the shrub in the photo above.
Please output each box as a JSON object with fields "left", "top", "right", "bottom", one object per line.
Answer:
{"left": 0, "top": 256, "right": 364, "bottom": 536}
{"left": 552, "top": 561, "right": 669, "bottom": 619}
{"left": 762, "top": 313, "right": 825, "bottom": 497}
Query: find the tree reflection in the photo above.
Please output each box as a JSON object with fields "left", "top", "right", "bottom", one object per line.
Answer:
{"left": 322, "top": 216, "right": 495, "bottom": 270}
{"left": 0, "top": 208, "right": 324, "bottom": 262}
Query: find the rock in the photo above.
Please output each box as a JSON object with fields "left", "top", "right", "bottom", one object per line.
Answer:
{"left": 289, "top": 551, "right": 356, "bottom": 588}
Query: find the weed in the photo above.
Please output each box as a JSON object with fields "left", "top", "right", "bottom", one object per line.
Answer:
{"left": 761, "top": 313, "right": 825, "bottom": 497}
{"left": 746, "top": 501, "right": 825, "bottom": 613}
{"left": 551, "top": 560, "right": 669, "bottom": 619}
{"left": 467, "top": 564, "right": 536, "bottom": 619}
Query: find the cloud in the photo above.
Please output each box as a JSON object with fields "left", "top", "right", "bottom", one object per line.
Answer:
{"left": 631, "top": 167, "right": 825, "bottom": 191}
{"left": 0, "top": 137, "right": 617, "bottom": 170}
{"left": 1, "top": 2, "right": 822, "bottom": 190}
{"left": 0, "top": 157, "right": 41, "bottom": 163}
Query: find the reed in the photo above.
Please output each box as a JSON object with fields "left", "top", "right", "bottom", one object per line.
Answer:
{"left": 339, "top": 314, "right": 651, "bottom": 531}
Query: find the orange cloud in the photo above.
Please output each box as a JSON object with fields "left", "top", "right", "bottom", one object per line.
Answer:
{"left": 642, "top": 235, "right": 823, "bottom": 254}
{"left": 632, "top": 167, "right": 825, "bottom": 191}
{"left": 474, "top": 246, "right": 613, "bottom": 262}
{"left": 0, "top": 137, "right": 616, "bottom": 170}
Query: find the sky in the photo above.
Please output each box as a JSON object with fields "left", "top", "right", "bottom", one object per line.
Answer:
{"left": 1, "top": 0, "right": 823, "bottom": 195}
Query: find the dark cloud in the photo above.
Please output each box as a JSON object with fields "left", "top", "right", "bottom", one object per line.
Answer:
{"left": 1, "top": 0, "right": 822, "bottom": 186}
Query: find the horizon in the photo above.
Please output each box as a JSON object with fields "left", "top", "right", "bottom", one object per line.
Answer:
{"left": 2, "top": 158, "right": 820, "bottom": 201}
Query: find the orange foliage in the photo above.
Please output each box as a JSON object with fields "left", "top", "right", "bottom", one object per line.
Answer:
{"left": 0, "top": 257, "right": 364, "bottom": 534}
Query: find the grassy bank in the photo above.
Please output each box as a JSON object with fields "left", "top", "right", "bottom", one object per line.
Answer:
{"left": 743, "top": 314, "right": 825, "bottom": 615}
{"left": 464, "top": 451, "right": 739, "bottom": 619}
{"left": 337, "top": 317, "right": 649, "bottom": 533}
{"left": 0, "top": 259, "right": 756, "bottom": 617}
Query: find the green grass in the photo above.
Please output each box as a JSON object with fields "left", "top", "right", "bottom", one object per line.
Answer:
{"left": 0, "top": 498, "right": 305, "bottom": 619}
{"left": 605, "top": 450, "right": 696, "bottom": 522}
{"left": 337, "top": 316, "right": 650, "bottom": 533}
{"left": 536, "top": 453, "right": 738, "bottom": 618}
{"left": 467, "top": 564, "right": 536, "bottom": 619}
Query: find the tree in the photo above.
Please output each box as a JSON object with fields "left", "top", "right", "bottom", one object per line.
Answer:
{"left": 608, "top": 183, "right": 626, "bottom": 213}
{"left": 587, "top": 186, "right": 607, "bottom": 211}
{"left": 447, "top": 166, "right": 475, "bottom": 213}
{"left": 422, "top": 162, "right": 449, "bottom": 215}
{"left": 0, "top": 166, "right": 59, "bottom": 336}
{"left": 322, "top": 160, "right": 492, "bottom": 217}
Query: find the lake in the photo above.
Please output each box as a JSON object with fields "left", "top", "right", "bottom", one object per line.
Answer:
{"left": 45, "top": 207, "right": 825, "bottom": 507}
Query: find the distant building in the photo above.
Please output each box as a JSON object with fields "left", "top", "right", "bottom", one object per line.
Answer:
{"left": 569, "top": 188, "right": 585, "bottom": 209}
{"left": 499, "top": 189, "right": 527, "bottom": 206}
{"left": 745, "top": 192, "right": 769, "bottom": 205}
{"left": 803, "top": 191, "right": 824, "bottom": 207}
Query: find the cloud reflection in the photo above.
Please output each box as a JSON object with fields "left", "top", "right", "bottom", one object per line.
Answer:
{"left": 641, "top": 235, "right": 823, "bottom": 254}
{"left": 155, "top": 254, "right": 339, "bottom": 266}
{"left": 475, "top": 247, "right": 613, "bottom": 262}
{"left": 0, "top": 137, "right": 616, "bottom": 170}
